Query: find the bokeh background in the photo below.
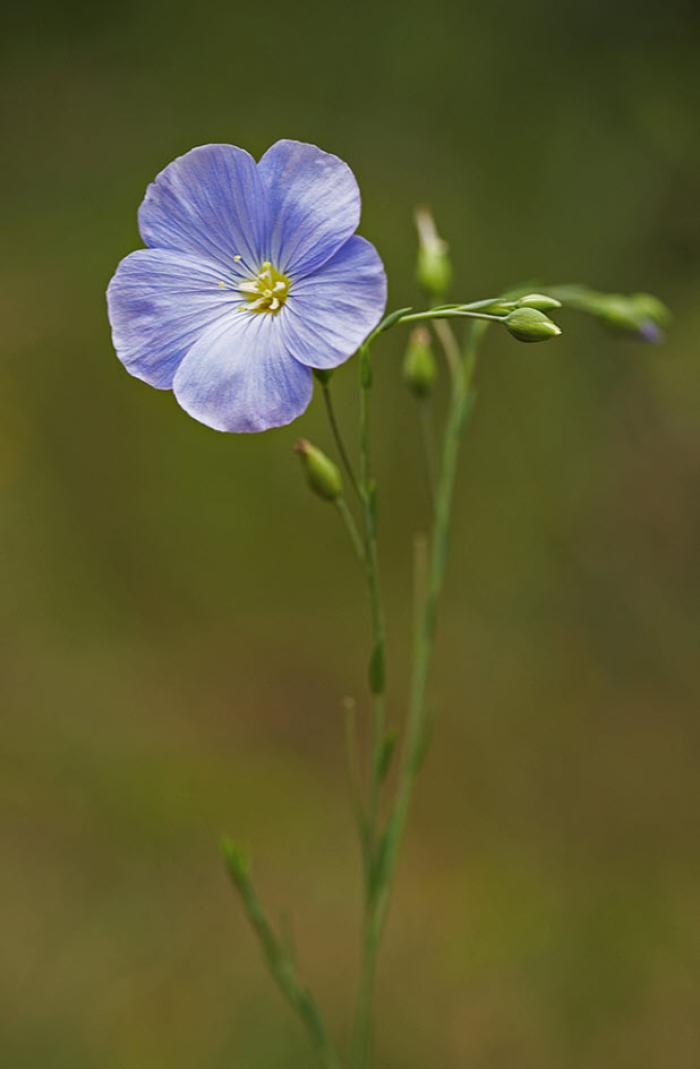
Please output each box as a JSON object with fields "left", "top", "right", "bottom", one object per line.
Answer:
{"left": 3, "top": 1, "right": 700, "bottom": 1065}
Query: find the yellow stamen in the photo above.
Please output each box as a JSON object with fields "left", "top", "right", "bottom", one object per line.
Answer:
{"left": 238, "top": 261, "right": 290, "bottom": 315}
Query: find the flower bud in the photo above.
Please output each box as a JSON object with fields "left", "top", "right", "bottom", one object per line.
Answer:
{"left": 516, "top": 293, "right": 562, "bottom": 312}
{"left": 415, "top": 206, "right": 451, "bottom": 298}
{"left": 403, "top": 327, "right": 437, "bottom": 398}
{"left": 555, "top": 286, "right": 670, "bottom": 342}
{"left": 628, "top": 293, "right": 671, "bottom": 342}
{"left": 592, "top": 295, "right": 667, "bottom": 341}
{"left": 294, "top": 439, "right": 343, "bottom": 502}
{"left": 630, "top": 293, "right": 670, "bottom": 326}
{"left": 505, "top": 307, "right": 562, "bottom": 343}
{"left": 221, "top": 838, "right": 250, "bottom": 882}
{"left": 593, "top": 296, "right": 641, "bottom": 333}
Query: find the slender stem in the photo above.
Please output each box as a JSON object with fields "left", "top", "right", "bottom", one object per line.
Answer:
{"left": 432, "top": 318, "right": 462, "bottom": 379}
{"left": 412, "top": 531, "right": 429, "bottom": 651}
{"left": 344, "top": 698, "right": 369, "bottom": 854}
{"left": 456, "top": 296, "right": 511, "bottom": 312}
{"left": 327, "top": 378, "right": 384, "bottom": 867}
{"left": 358, "top": 345, "right": 387, "bottom": 845}
{"left": 323, "top": 383, "right": 362, "bottom": 503}
{"left": 399, "top": 308, "right": 502, "bottom": 326}
{"left": 335, "top": 495, "right": 366, "bottom": 566}
{"left": 352, "top": 322, "right": 487, "bottom": 1068}
{"left": 223, "top": 845, "right": 342, "bottom": 1069}
{"left": 381, "top": 331, "right": 479, "bottom": 885}
{"left": 350, "top": 344, "right": 388, "bottom": 1068}
{"left": 417, "top": 399, "right": 437, "bottom": 507}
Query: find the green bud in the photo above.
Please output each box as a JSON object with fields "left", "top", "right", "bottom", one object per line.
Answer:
{"left": 505, "top": 307, "right": 562, "bottom": 343}
{"left": 628, "top": 293, "right": 671, "bottom": 341}
{"left": 630, "top": 292, "right": 670, "bottom": 326}
{"left": 593, "top": 295, "right": 640, "bottom": 333}
{"left": 294, "top": 439, "right": 343, "bottom": 501}
{"left": 415, "top": 206, "right": 451, "bottom": 298}
{"left": 516, "top": 292, "right": 562, "bottom": 312}
{"left": 403, "top": 327, "right": 437, "bottom": 397}
{"left": 552, "top": 286, "right": 669, "bottom": 342}
{"left": 591, "top": 294, "right": 666, "bottom": 341}
{"left": 221, "top": 837, "right": 250, "bottom": 882}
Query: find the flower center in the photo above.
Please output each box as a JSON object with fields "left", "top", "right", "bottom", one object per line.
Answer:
{"left": 238, "top": 261, "right": 290, "bottom": 314}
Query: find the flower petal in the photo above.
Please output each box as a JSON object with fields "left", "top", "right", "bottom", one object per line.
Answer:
{"left": 138, "top": 145, "right": 267, "bottom": 274}
{"left": 173, "top": 313, "right": 313, "bottom": 433}
{"left": 107, "top": 248, "right": 242, "bottom": 388}
{"left": 282, "top": 237, "right": 387, "bottom": 370}
{"left": 257, "top": 140, "right": 361, "bottom": 278}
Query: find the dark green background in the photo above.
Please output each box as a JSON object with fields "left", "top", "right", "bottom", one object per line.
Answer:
{"left": 3, "top": 1, "right": 700, "bottom": 1065}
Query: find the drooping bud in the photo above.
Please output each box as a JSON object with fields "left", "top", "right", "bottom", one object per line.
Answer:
{"left": 403, "top": 327, "right": 437, "bottom": 397}
{"left": 592, "top": 295, "right": 642, "bottom": 334}
{"left": 586, "top": 293, "right": 670, "bottom": 341}
{"left": 415, "top": 206, "right": 452, "bottom": 298}
{"left": 505, "top": 307, "right": 562, "bottom": 343}
{"left": 516, "top": 293, "right": 563, "bottom": 312}
{"left": 294, "top": 439, "right": 343, "bottom": 501}
{"left": 630, "top": 293, "right": 670, "bottom": 326}
{"left": 548, "top": 286, "right": 670, "bottom": 342}
{"left": 628, "top": 292, "right": 671, "bottom": 342}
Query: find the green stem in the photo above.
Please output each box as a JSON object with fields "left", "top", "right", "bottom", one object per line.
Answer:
{"left": 223, "top": 843, "right": 342, "bottom": 1069}
{"left": 399, "top": 308, "right": 501, "bottom": 326}
{"left": 350, "top": 343, "right": 388, "bottom": 1068}
{"left": 323, "top": 382, "right": 362, "bottom": 503}
{"left": 358, "top": 344, "right": 387, "bottom": 844}
{"left": 382, "top": 327, "right": 480, "bottom": 883}
{"left": 335, "top": 495, "right": 366, "bottom": 566}
{"left": 417, "top": 399, "right": 437, "bottom": 507}
{"left": 432, "top": 317, "right": 462, "bottom": 379}
{"left": 352, "top": 321, "right": 487, "bottom": 1068}
{"left": 344, "top": 698, "right": 369, "bottom": 853}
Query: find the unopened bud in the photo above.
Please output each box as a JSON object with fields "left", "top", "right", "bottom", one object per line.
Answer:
{"left": 630, "top": 293, "right": 670, "bottom": 326}
{"left": 594, "top": 296, "right": 640, "bottom": 333}
{"left": 629, "top": 293, "right": 671, "bottom": 342}
{"left": 415, "top": 207, "right": 452, "bottom": 298}
{"left": 294, "top": 439, "right": 343, "bottom": 501}
{"left": 505, "top": 307, "right": 562, "bottom": 343}
{"left": 557, "top": 287, "right": 670, "bottom": 342}
{"left": 221, "top": 838, "right": 250, "bottom": 883}
{"left": 516, "top": 293, "right": 562, "bottom": 312}
{"left": 403, "top": 327, "right": 437, "bottom": 397}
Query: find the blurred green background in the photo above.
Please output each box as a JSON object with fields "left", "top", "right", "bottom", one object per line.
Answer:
{"left": 3, "top": 1, "right": 700, "bottom": 1065}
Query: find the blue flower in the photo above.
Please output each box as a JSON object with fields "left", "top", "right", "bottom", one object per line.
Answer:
{"left": 107, "top": 140, "right": 387, "bottom": 432}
